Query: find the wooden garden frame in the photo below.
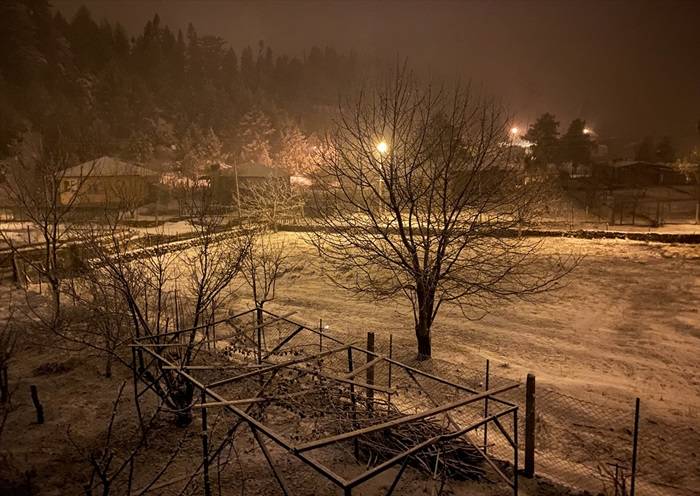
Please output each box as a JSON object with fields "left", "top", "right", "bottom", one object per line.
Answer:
{"left": 131, "top": 308, "right": 521, "bottom": 495}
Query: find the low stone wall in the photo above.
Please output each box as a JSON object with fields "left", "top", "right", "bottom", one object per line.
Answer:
{"left": 280, "top": 224, "right": 700, "bottom": 244}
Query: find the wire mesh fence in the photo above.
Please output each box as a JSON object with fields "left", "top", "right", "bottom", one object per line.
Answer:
{"left": 441, "top": 362, "right": 697, "bottom": 495}
{"left": 412, "top": 358, "right": 698, "bottom": 495}
{"left": 336, "top": 328, "right": 699, "bottom": 496}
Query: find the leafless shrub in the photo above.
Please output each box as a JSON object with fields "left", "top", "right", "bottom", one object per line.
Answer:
{"left": 0, "top": 307, "right": 17, "bottom": 405}
{"left": 0, "top": 133, "right": 94, "bottom": 329}
{"left": 597, "top": 462, "right": 630, "bottom": 496}
{"left": 68, "top": 381, "right": 186, "bottom": 496}
{"left": 73, "top": 185, "right": 249, "bottom": 425}
{"left": 241, "top": 229, "right": 300, "bottom": 327}
{"left": 244, "top": 179, "right": 303, "bottom": 231}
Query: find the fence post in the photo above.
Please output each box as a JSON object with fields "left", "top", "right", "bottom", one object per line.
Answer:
{"left": 347, "top": 348, "right": 359, "bottom": 459}
{"left": 630, "top": 397, "right": 640, "bottom": 496}
{"left": 30, "top": 385, "right": 44, "bottom": 424}
{"left": 366, "top": 332, "right": 375, "bottom": 413}
{"left": 387, "top": 334, "right": 393, "bottom": 410}
{"left": 513, "top": 407, "right": 519, "bottom": 496}
{"left": 200, "top": 390, "right": 211, "bottom": 496}
{"left": 319, "top": 319, "right": 323, "bottom": 352}
{"left": 524, "top": 373, "right": 536, "bottom": 478}
{"left": 256, "top": 304, "right": 263, "bottom": 365}
{"left": 483, "top": 359, "right": 490, "bottom": 453}
{"left": 211, "top": 300, "right": 217, "bottom": 345}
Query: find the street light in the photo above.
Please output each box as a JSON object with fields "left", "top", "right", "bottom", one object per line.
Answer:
{"left": 375, "top": 141, "right": 389, "bottom": 214}
{"left": 583, "top": 127, "right": 593, "bottom": 135}
{"left": 510, "top": 126, "right": 519, "bottom": 136}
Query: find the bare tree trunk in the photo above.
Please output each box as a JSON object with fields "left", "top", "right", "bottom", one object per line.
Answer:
{"left": 49, "top": 276, "right": 61, "bottom": 328}
{"left": 256, "top": 302, "right": 264, "bottom": 365}
{"left": 415, "top": 285, "right": 435, "bottom": 360}
{"left": 0, "top": 366, "right": 8, "bottom": 403}
{"left": 415, "top": 318, "right": 432, "bottom": 361}
{"left": 105, "top": 342, "right": 113, "bottom": 379}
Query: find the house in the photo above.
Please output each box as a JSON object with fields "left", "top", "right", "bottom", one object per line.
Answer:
{"left": 595, "top": 160, "right": 686, "bottom": 189}
{"left": 208, "top": 163, "right": 290, "bottom": 205}
{"left": 60, "top": 156, "right": 159, "bottom": 209}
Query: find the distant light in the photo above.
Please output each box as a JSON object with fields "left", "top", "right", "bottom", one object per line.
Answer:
{"left": 583, "top": 128, "right": 593, "bottom": 135}
{"left": 376, "top": 141, "right": 389, "bottom": 155}
{"left": 510, "top": 127, "right": 519, "bottom": 135}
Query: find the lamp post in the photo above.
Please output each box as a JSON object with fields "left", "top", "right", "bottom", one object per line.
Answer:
{"left": 376, "top": 141, "right": 389, "bottom": 213}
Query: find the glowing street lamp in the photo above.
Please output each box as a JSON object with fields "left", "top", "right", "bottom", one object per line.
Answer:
{"left": 510, "top": 126, "right": 519, "bottom": 136}
{"left": 583, "top": 127, "right": 593, "bottom": 135}
{"left": 376, "top": 140, "right": 389, "bottom": 155}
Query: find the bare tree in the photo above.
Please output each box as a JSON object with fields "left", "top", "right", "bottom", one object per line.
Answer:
{"left": 78, "top": 185, "right": 248, "bottom": 425}
{"left": 68, "top": 381, "right": 189, "bottom": 496}
{"left": 180, "top": 184, "right": 248, "bottom": 335}
{"left": 68, "top": 266, "right": 133, "bottom": 378}
{"left": 0, "top": 307, "right": 17, "bottom": 404}
{"left": 308, "top": 67, "right": 577, "bottom": 359}
{"left": 107, "top": 177, "right": 150, "bottom": 219}
{"left": 241, "top": 229, "right": 299, "bottom": 326}
{"left": 244, "top": 179, "right": 303, "bottom": 231}
{"left": 0, "top": 133, "right": 93, "bottom": 328}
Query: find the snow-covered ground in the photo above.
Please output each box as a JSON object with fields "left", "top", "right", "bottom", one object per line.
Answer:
{"left": 242, "top": 232, "right": 700, "bottom": 421}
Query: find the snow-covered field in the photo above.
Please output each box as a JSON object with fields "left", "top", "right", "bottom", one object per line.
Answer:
{"left": 3, "top": 231, "right": 698, "bottom": 495}
{"left": 247, "top": 232, "right": 700, "bottom": 420}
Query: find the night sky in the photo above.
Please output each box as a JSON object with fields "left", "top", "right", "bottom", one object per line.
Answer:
{"left": 55, "top": 0, "right": 700, "bottom": 152}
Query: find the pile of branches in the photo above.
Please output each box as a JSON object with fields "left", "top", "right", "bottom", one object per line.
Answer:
{"left": 356, "top": 411, "right": 486, "bottom": 481}
{"left": 233, "top": 369, "right": 488, "bottom": 481}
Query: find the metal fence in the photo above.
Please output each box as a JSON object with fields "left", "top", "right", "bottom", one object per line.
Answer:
{"left": 351, "top": 331, "right": 699, "bottom": 496}
{"left": 451, "top": 364, "right": 697, "bottom": 495}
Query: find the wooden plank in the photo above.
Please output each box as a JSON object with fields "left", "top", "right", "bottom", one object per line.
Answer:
{"left": 243, "top": 311, "right": 297, "bottom": 333}
{"left": 262, "top": 325, "right": 304, "bottom": 360}
{"left": 524, "top": 373, "right": 536, "bottom": 478}
{"left": 285, "top": 363, "right": 395, "bottom": 394}
{"left": 311, "top": 370, "right": 395, "bottom": 395}
{"left": 193, "top": 389, "right": 320, "bottom": 409}
{"left": 259, "top": 308, "right": 345, "bottom": 345}
{"left": 162, "top": 365, "right": 243, "bottom": 370}
{"left": 206, "top": 344, "right": 351, "bottom": 388}
{"left": 294, "top": 383, "right": 518, "bottom": 453}
{"left": 134, "top": 308, "right": 255, "bottom": 340}
{"left": 340, "top": 356, "right": 383, "bottom": 380}
{"left": 251, "top": 425, "right": 291, "bottom": 495}
{"left": 127, "top": 343, "right": 188, "bottom": 348}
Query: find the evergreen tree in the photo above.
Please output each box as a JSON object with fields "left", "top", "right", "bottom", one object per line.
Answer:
{"left": 524, "top": 113, "right": 560, "bottom": 168}
{"left": 655, "top": 136, "right": 676, "bottom": 163}
{"left": 240, "top": 45, "right": 255, "bottom": 89}
{"left": 274, "top": 122, "right": 313, "bottom": 174}
{"left": 238, "top": 109, "right": 274, "bottom": 165}
{"left": 0, "top": 1, "right": 362, "bottom": 161}
{"left": 221, "top": 47, "right": 239, "bottom": 91}
{"left": 635, "top": 136, "right": 655, "bottom": 161}
{"left": 560, "top": 118, "right": 593, "bottom": 167}
{"left": 68, "top": 5, "right": 102, "bottom": 70}
{"left": 180, "top": 125, "right": 223, "bottom": 177}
